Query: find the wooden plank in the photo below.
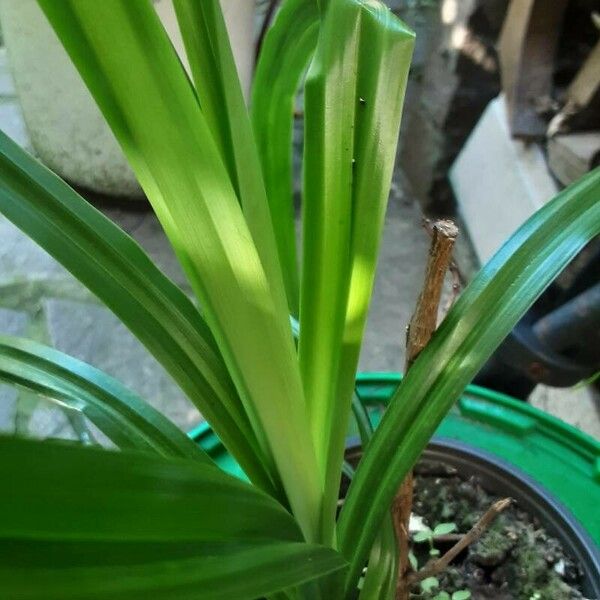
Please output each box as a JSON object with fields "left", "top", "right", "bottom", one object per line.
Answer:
{"left": 567, "top": 38, "right": 600, "bottom": 109}
{"left": 548, "top": 132, "right": 600, "bottom": 185}
{"left": 499, "top": 0, "right": 568, "bottom": 139}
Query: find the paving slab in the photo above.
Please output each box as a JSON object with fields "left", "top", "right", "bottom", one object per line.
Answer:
{"left": 99, "top": 205, "right": 189, "bottom": 288}
{"left": 0, "top": 216, "right": 68, "bottom": 285}
{"left": 0, "top": 48, "right": 15, "bottom": 96}
{"left": 0, "top": 101, "right": 31, "bottom": 152}
{"left": 450, "top": 95, "right": 559, "bottom": 263}
{"left": 0, "top": 306, "right": 28, "bottom": 335}
{"left": 0, "top": 307, "right": 28, "bottom": 432}
{"left": 26, "top": 402, "right": 79, "bottom": 441}
{"left": 43, "top": 297, "right": 201, "bottom": 431}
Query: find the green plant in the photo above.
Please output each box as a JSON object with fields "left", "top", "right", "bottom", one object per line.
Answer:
{"left": 420, "top": 576, "right": 440, "bottom": 593}
{"left": 409, "top": 532, "right": 471, "bottom": 600}
{"left": 418, "top": 577, "right": 471, "bottom": 600}
{"left": 0, "top": 0, "right": 598, "bottom": 598}
{"left": 413, "top": 522, "right": 457, "bottom": 557}
{"left": 432, "top": 590, "right": 471, "bottom": 600}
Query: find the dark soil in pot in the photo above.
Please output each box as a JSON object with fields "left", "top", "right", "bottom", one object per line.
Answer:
{"left": 410, "top": 459, "right": 584, "bottom": 599}
{"left": 344, "top": 441, "right": 599, "bottom": 600}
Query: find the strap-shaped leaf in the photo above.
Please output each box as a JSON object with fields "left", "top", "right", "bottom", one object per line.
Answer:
{"left": 252, "top": 0, "right": 320, "bottom": 317}
{"left": 298, "top": 0, "right": 414, "bottom": 542}
{"left": 351, "top": 392, "right": 374, "bottom": 449}
{"left": 0, "top": 436, "right": 346, "bottom": 599}
{"left": 358, "top": 516, "right": 397, "bottom": 600}
{"left": 339, "top": 169, "right": 600, "bottom": 590}
{"left": 0, "top": 335, "right": 206, "bottom": 461}
{"left": 0, "top": 436, "right": 300, "bottom": 543}
{"left": 1, "top": 541, "right": 345, "bottom": 600}
{"left": 300, "top": 1, "right": 358, "bottom": 495}
{"left": 173, "top": 0, "right": 291, "bottom": 320}
{"left": 0, "top": 130, "right": 274, "bottom": 493}
{"left": 38, "top": 0, "right": 322, "bottom": 541}
{"left": 352, "top": 393, "right": 396, "bottom": 600}
{"left": 329, "top": 4, "right": 413, "bottom": 511}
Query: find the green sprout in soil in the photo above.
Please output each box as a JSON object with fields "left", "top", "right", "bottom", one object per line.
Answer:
{"left": 416, "top": 575, "right": 471, "bottom": 600}
{"left": 413, "top": 522, "right": 457, "bottom": 557}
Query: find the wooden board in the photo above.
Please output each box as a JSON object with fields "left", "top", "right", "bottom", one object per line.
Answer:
{"left": 548, "top": 132, "right": 600, "bottom": 185}
{"left": 567, "top": 38, "right": 600, "bottom": 109}
{"left": 499, "top": 0, "right": 568, "bottom": 139}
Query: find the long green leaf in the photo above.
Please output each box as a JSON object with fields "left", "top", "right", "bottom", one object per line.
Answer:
{"left": 1, "top": 541, "right": 345, "bottom": 600}
{"left": 0, "top": 436, "right": 301, "bottom": 543}
{"left": 298, "top": 0, "right": 414, "bottom": 542}
{"left": 0, "top": 336, "right": 206, "bottom": 461}
{"left": 0, "top": 436, "right": 346, "bottom": 599}
{"left": 252, "top": 0, "right": 321, "bottom": 317}
{"left": 351, "top": 394, "right": 396, "bottom": 600}
{"left": 317, "top": 0, "right": 329, "bottom": 14}
{"left": 351, "top": 392, "right": 374, "bottom": 449}
{"left": 328, "top": 5, "right": 413, "bottom": 523}
{"left": 38, "top": 0, "right": 322, "bottom": 541}
{"left": 299, "top": 0, "right": 360, "bottom": 540}
{"left": 0, "top": 130, "right": 274, "bottom": 492}
{"left": 173, "top": 0, "right": 292, "bottom": 320}
{"left": 358, "top": 516, "right": 397, "bottom": 600}
{"left": 339, "top": 169, "right": 600, "bottom": 591}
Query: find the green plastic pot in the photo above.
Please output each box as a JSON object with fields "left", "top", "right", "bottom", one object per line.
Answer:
{"left": 189, "top": 373, "right": 600, "bottom": 545}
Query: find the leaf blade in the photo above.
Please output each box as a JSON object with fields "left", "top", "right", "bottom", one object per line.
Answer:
{"left": 358, "top": 516, "right": 397, "bottom": 600}
{"left": 298, "top": 0, "right": 414, "bottom": 542}
{"left": 37, "top": 0, "right": 323, "bottom": 539}
{"left": 0, "top": 129, "right": 273, "bottom": 491}
{"left": 299, "top": 0, "right": 358, "bottom": 486}
{"left": 0, "top": 335, "right": 206, "bottom": 461}
{"left": 339, "top": 168, "right": 600, "bottom": 590}
{"left": 1, "top": 541, "right": 345, "bottom": 600}
{"left": 1, "top": 438, "right": 345, "bottom": 600}
{"left": 173, "top": 0, "right": 292, "bottom": 319}
{"left": 0, "top": 436, "right": 300, "bottom": 543}
{"left": 252, "top": 0, "right": 321, "bottom": 317}
{"left": 433, "top": 523, "right": 456, "bottom": 536}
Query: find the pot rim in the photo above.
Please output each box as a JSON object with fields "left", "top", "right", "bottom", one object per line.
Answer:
{"left": 352, "top": 373, "right": 600, "bottom": 544}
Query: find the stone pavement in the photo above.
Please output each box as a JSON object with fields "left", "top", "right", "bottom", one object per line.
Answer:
{"left": 0, "top": 45, "right": 598, "bottom": 442}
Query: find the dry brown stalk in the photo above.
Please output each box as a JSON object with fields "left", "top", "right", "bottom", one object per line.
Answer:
{"left": 394, "top": 219, "right": 458, "bottom": 599}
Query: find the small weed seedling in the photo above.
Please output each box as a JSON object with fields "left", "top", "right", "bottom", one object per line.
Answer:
{"left": 413, "top": 522, "right": 457, "bottom": 557}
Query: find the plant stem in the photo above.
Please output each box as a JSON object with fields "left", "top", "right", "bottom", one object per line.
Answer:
{"left": 392, "top": 476, "right": 413, "bottom": 597}
{"left": 407, "top": 498, "right": 512, "bottom": 586}
{"left": 394, "top": 219, "right": 458, "bottom": 600}
{"left": 406, "top": 220, "right": 459, "bottom": 362}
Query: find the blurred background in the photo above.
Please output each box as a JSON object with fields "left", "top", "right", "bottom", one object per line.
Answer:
{"left": 0, "top": 0, "right": 597, "bottom": 441}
